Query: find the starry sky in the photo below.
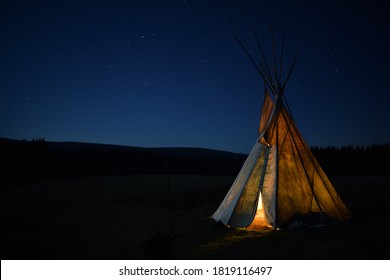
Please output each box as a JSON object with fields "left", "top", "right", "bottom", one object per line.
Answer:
{"left": 1, "top": 0, "right": 389, "bottom": 153}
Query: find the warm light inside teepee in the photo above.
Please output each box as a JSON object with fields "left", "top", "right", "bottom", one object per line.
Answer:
{"left": 255, "top": 191, "right": 264, "bottom": 217}
{"left": 257, "top": 191, "right": 263, "bottom": 210}
{"left": 246, "top": 191, "right": 269, "bottom": 230}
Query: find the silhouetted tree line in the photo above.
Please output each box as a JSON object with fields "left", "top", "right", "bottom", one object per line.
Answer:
{"left": 1, "top": 138, "right": 389, "bottom": 182}
{"left": 311, "top": 144, "right": 390, "bottom": 176}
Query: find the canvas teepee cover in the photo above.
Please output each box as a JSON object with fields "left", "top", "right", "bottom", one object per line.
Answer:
{"left": 212, "top": 33, "right": 351, "bottom": 230}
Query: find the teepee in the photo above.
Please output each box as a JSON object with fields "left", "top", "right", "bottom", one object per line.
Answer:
{"left": 212, "top": 31, "right": 351, "bottom": 230}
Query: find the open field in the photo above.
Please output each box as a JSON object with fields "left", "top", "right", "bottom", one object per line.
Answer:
{"left": 1, "top": 175, "right": 390, "bottom": 259}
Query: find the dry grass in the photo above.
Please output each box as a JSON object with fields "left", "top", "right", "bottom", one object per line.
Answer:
{"left": 1, "top": 175, "right": 389, "bottom": 259}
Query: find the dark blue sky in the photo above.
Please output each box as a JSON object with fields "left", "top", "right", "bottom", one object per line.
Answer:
{"left": 1, "top": 0, "right": 389, "bottom": 153}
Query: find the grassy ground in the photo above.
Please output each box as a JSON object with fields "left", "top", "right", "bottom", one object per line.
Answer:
{"left": 1, "top": 175, "right": 389, "bottom": 259}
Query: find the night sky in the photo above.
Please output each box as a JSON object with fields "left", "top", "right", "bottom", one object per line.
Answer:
{"left": 1, "top": 0, "right": 389, "bottom": 153}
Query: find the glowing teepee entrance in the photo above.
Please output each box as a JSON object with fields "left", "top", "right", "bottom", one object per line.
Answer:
{"left": 247, "top": 192, "right": 270, "bottom": 230}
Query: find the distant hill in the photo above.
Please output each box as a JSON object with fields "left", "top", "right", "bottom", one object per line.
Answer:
{"left": 0, "top": 138, "right": 247, "bottom": 181}
{"left": 1, "top": 138, "right": 389, "bottom": 182}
